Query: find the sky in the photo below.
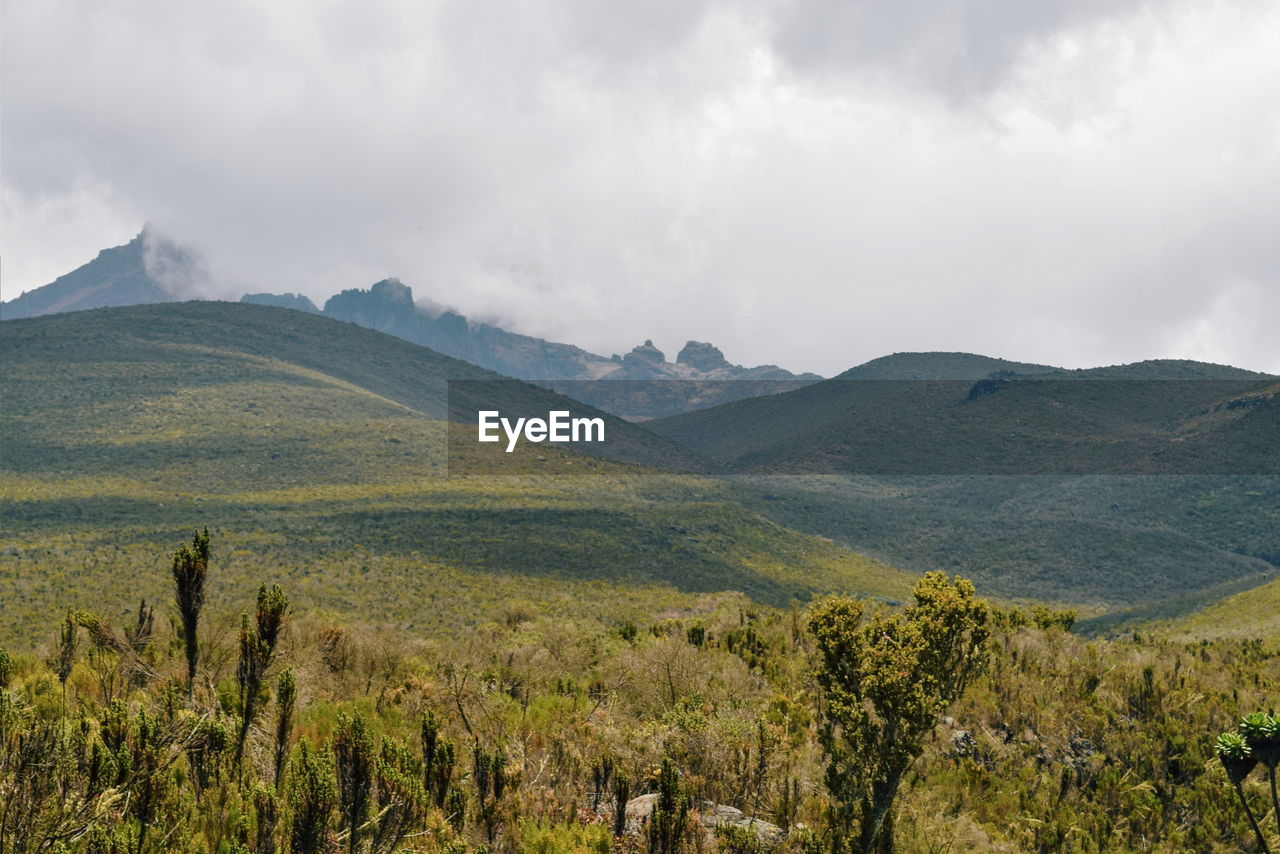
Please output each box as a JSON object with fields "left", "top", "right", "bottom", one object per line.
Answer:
{"left": 3, "top": 0, "right": 1278, "bottom": 375}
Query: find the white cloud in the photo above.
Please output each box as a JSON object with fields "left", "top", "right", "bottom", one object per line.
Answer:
{"left": 2, "top": 0, "right": 1277, "bottom": 374}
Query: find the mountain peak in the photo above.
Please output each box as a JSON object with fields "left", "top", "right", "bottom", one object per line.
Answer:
{"left": 0, "top": 227, "right": 188, "bottom": 320}
{"left": 677, "top": 341, "right": 732, "bottom": 372}
{"left": 369, "top": 278, "right": 413, "bottom": 306}
{"left": 624, "top": 339, "right": 666, "bottom": 366}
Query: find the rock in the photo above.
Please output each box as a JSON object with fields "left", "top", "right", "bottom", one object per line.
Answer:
{"left": 676, "top": 340, "right": 732, "bottom": 372}
{"left": 621, "top": 794, "right": 784, "bottom": 845}
{"left": 953, "top": 730, "right": 977, "bottom": 758}
{"left": 624, "top": 339, "right": 666, "bottom": 366}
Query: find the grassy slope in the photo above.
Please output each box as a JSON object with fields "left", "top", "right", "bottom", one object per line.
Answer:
{"left": 1151, "top": 574, "right": 1280, "bottom": 644}
{"left": 647, "top": 352, "right": 1279, "bottom": 609}
{"left": 0, "top": 302, "right": 912, "bottom": 648}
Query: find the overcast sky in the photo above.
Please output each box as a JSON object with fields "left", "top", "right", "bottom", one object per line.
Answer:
{"left": 3, "top": 0, "right": 1278, "bottom": 375}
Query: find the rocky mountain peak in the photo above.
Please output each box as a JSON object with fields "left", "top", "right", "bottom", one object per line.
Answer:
{"left": 624, "top": 339, "right": 666, "bottom": 366}
{"left": 368, "top": 277, "right": 414, "bottom": 307}
{"left": 676, "top": 341, "right": 732, "bottom": 372}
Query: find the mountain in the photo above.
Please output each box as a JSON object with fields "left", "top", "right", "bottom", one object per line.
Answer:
{"left": 837, "top": 351, "right": 1062, "bottom": 380}
{"left": 640, "top": 352, "right": 1280, "bottom": 608}
{"left": 0, "top": 301, "right": 912, "bottom": 646}
{"left": 0, "top": 229, "right": 199, "bottom": 319}
{"left": 241, "top": 292, "right": 319, "bottom": 313}
{"left": 7, "top": 234, "right": 823, "bottom": 417}
{"left": 648, "top": 354, "right": 1279, "bottom": 474}
{"left": 319, "top": 279, "right": 823, "bottom": 417}
{"left": 0, "top": 300, "right": 705, "bottom": 475}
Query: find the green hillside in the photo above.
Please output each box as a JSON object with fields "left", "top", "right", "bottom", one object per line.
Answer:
{"left": 837, "top": 351, "right": 1061, "bottom": 379}
{"left": 726, "top": 475, "right": 1279, "bottom": 609}
{"left": 1153, "top": 574, "right": 1280, "bottom": 643}
{"left": 646, "top": 352, "right": 1279, "bottom": 609}
{"left": 650, "top": 372, "right": 1279, "bottom": 475}
{"left": 0, "top": 302, "right": 912, "bottom": 647}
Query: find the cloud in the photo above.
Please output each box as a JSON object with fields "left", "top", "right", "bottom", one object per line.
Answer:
{"left": 2, "top": 0, "right": 1278, "bottom": 374}
{"left": 766, "top": 0, "right": 1169, "bottom": 104}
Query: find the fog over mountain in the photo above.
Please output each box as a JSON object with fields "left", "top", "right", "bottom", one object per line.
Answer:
{"left": 4, "top": 1, "right": 1278, "bottom": 375}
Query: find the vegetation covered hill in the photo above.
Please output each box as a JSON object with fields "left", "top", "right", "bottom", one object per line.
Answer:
{"left": 725, "top": 475, "right": 1279, "bottom": 610}
{"left": 649, "top": 369, "right": 1279, "bottom": 475}
{"left": 1156, "top": 573, "right": 1280, "bottom": 644}
{"left": 0, "top": 302, "right": 910, "bottom": 648}
{"left": 644, "top": 353, "right": 1279, "bottom": 609}
{"left": 836, "top": 351, "right": 1061, "bottom": 380}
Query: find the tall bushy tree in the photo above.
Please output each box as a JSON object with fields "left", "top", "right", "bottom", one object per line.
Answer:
{"left": 647, "top": 758, "right": 690, "bottom": 854}
{"left": 472, "top": 743, "right": 508, "bottom": 844}
{"left": 420, "top": 709, "right": 456, "bottom": 808}
{"left": 235, "top": 585, "right": 290, "bottom": 764}
{"left": 275, "top": 669, "right": 298, "bottom": 787}
{"left": 289, "top": 740, "right": 337, "bottom": 854}
{"left": 172, "top": 528, "right": 210, "bottom": 699}
{"left": 0, "top": 647, "right": 12, "bottom": 689}
{"left": 612, "top": 772, "right": 631, "bottom": 839}
{"left": 808, "top": 572, "right": 990, "bottom": 854}
{"left": 333, "top": 711, "right": 375, "bottom": 854}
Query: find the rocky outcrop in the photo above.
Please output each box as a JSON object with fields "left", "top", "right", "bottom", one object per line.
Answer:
{"left": 318, "top": 281, "right": 823, "bottom": 416}
{"left": 621, "top": 793, "right": 786, "bottom": 846}
{"left": 677, "top": 340, "right": 732, "bottom": 372}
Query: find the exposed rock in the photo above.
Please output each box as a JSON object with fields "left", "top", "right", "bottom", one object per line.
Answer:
{"left": 621, "top": 794, "right": 784, "bottom": 845}
{"left": 676, "top": 340, "right": 732, "bottom": 372}
{"left": 624, "top": 339, "right": 666, "bottom": 366}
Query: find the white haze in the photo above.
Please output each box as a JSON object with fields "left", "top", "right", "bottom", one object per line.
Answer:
{"left": 3, "top": 0, "right": 1278, "bottom": 374}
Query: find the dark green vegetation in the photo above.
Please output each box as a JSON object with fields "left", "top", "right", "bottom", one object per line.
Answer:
{"left": 722, "top": 474, "right": 1280, "bottom": 611}
{"left": 1, "top": 535, "right": 1277, "bottom": 853}
{"left": 649, "top": 370, "right": 1278, "bottom": 475}
{"left": 836, "top": 352, "right": 1060, "bottom": 380}
{"left": 644, "top": 352, "right": 1279, "bottom": 611}
{"left": 0, "top": 302, "right": 909, "bottom": 647}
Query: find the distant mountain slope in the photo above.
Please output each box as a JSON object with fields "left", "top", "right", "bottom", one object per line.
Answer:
{"left": 643, "top": 352, "right": 1279, "bottom": 608}
{"left": 0, "top": 301, "right": 703, "bottom": 474}
{"left": 726, "top": 474, "right": 1278, "bottom": 609}
{"left": 649, "top": 356, "right": 1278, "bottom": 474}
{"left": 320, "top": 279, "right": 824, "bottom": 417}
{"left": 319, "top": 278, "right": 823, "bottom": 383}
{"left": 5, "top": 234, "right": 823, "bottom": 416}
{"left": 838, "top": 351, "right": 1061, "bottom": 379}
{"left": 241, "top": 292, "right": 319, "bottom": 313}
{"left": 0, "top": 302, "right": 913, "bottom": 645}
{"left": 0, "top": 229, "right": 196, "bottom": 319}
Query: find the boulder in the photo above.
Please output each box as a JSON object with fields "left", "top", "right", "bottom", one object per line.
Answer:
{"left": 621, "top": 794, "right": 785, "bottom": 845}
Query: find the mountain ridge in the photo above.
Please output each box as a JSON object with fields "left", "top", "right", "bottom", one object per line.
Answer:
{"left": 0, "top": 229, "right": 195, "bottom": 319}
